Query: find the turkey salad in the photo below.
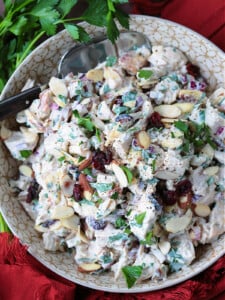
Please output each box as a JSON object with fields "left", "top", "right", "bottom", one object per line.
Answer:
{"left": 2, "top": 43, "right": 225, "bottom": 288}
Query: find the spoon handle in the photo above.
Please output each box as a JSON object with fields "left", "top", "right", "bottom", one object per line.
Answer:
{"left": 0, "top": 86, "right": 41, "bottom": 121}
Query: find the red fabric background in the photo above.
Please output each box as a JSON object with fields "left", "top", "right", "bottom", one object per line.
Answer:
{"left": 0, "top": 233, "right": 225, "bottom": 300}
{"left": 130, "top": 0, "right": 225, "bottom": 51}
{"left": 0, "top": 3, "right": 224, "bottom": 299}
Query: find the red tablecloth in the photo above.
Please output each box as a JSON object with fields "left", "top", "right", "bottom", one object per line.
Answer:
{"left": 0, "top": 233, "right": 224, "bottom": 300}
{"left": 130, "top": 0, "right": 225, "bottom": 52}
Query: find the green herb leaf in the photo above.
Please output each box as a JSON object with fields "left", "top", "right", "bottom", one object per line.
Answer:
{"left": 91, "top": 183, "right": 113, "bottom": 192}
{"left": 122, "top": 265, "right": 143, "bottom": 288}
{"left": 108, "top": 233, "right": 128, "bottom": 243}
{"left": 174, "top": 120, "right": 188, "bottom": 133}
{"left": 0, "top": 213, "right": 11, "bottom": 233}
{"left": 9, "top": 16, "right": 28, "bottom": 36}
{"left": 82, "top": 167, "right": 93, "bottom": 176}
{"left": 73, "top": 110, "right": 95, "bottom": 132}
{"left": 78, "top": 156, "right": 85, "bottom": 163}
{"left": 138, "top": 69, "right": 153, "bottom": 80}
{"left": 121, "top": 166, "right": 133, "bottom": 184}
{"left": 64, "top": 23, "right": 79, "bottom": 40}
{"left": 114, "top": 8, "right": 129, "bottom": 29}
{"left": 20, "top": 150, "right": 33, "bottom": 158}
{"left": 0, "top": 0, "right": 129, "bottom": 93}
{"left": 82, "top": 0, "right": 108, "bottom": 27}
{"left": 58, "top": 156, "right": 66, "bottom": 162}
{"left": 115, "top": 217, "right": 127, "bottom": 229}
{"left": 57, "top": 0, "right": 78, "bottom": 17}
{"left": 106, "top": 55, "right": 117, "bottom": 67}
{"left": 95, "top": 128, "right": 101, "bottom": 142}
{"left": 111, "top": 191, "right": 119, "bottom": 199}
{"left": 135, "top": 212, "right": 146, "bottom": 225}
{"left": 140, "top": 231, "right": 156, "bottom": 245}
{"left": 106, "top": 11, "right": 120, "bottom": 43}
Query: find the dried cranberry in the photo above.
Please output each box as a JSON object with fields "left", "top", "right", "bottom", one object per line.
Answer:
{"left": 87, "top": 217, "right": 107, "bottom": 230}
{"left": 92, "top": 149, "right": 113, "bottom": 172}
{"left": 73, "top": 184, "right": 83, "bottom": 201}
{"left": 175, "top": 179, "right": 192, "bottom": 196}
{"left": 105, "top": 149, "right": 113, "bottom": 164}
{"left": 162, "top": 190, "right": 177, "bottom": 206}
{"left": 26, "top": 181, "right": 39, "bottom": 203}
{"left": 147, "top": 112, "right": 164, "bottom": 129}
{"left": 186, "top": 62, "right": 200, "bottom": 78}
{"left": 114, "top": 97, "right": 123, "bottom": 105}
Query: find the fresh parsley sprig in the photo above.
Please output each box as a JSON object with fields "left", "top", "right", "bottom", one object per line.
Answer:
{"left": 0, "top": 0, "right": 129, "bottom": 92}
{"left": 174, "top": 120, "right": 217, "bottom": 153}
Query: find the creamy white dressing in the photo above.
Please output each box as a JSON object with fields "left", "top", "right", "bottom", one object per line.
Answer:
{"left": 3, "top": 43, "right": 225, "bottom": 287}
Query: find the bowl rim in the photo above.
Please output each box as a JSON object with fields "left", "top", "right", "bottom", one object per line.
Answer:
{"left": 0, "top": 14, "right": 225, "bottom": 293}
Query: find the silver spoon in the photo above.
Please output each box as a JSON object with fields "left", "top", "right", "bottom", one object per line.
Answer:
{"left": 0, "top": 31, "right": 151, "bottom": 121}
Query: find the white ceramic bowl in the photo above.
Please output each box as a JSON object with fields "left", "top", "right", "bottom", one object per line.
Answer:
{"left": 0, "top": 15, "right": 224, "bottom": 293}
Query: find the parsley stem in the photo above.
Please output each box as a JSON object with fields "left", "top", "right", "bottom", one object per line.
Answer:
{"left": 16, "top": 30, "right": 45, "bottom": 67}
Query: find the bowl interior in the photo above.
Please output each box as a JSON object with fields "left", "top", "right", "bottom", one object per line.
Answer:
{"left": 0, "top": 15, "right": 224, "bottom": 293}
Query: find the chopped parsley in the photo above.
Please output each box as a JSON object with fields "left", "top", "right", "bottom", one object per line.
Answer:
{"left": 122, "top": 265, "right": 143, "bottom": 288}
{"left": 73, "top": 110, "right": 95, "bottom": 132}
{"left": 106, "top": 55, "right": 117, "bottom": 67}
{"left": 121, "top": 166, "right": 133, "bottom": 184}
{"left": 91, "top": 183, "right": 113, "bottom": 192}
{"left": 135, "top": 212, "right": 146, "bottom": 225}
{"left": 58, "top": 156, "right": 66, "bottom": 162}
{"left": 137, "top": 69, "right": 153, "bottom": 80}
{"left": 174, "top": 120, "right": 217, "bottom": 153}
{"left": 115, "top": 217, "right": 127, "bottom": 229}
{"left": 20, "top": 150, "right": 32, "bottom": 158}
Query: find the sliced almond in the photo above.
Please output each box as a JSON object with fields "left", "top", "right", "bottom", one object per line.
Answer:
{"left": 83, "top": 190, "right": 93, "bottom": 201}
{"left": 60, "top": 174, "right": 74, "bottom": 197}
{"left": 51, "top": 205, "right": 74, "bottom": 219}
{"left": 78, "top": 262, "right": 101, "bottom": 272}
{"left": 19, "top": 165, "right": 33, "bottom": 178}
{"left": 124, "top": 100, "right": 136, "bottom": 108}
{"left": 161, "top": 137, "right": 183, "bottom": 149}
{"left": 86, "top": 68, "right": 104, "bottom": 82}
{"left": 78, "top": 156, "right": 92, "bottom": 171}
{"left": 173, "top": 102, "right": 194, "bottom": 113}
{"left": 178, "top": 89, "right": 205, "bottom": 101}
{"left": 200, "top": 144, "right": 215, "bottom": 160}
{"left": 0, "top": 124, "right": 12, "bottom": 140}
{"left": 35, "top": 224, "right": 48, "bottom": 233}
{"left": 61, "top": 214, "right": 80, "bottom": 230}
{"left": 193, "top": 203, "right": 211, "bottom": 217}
{"left": 203, "top": 166, "right": 219, "bottom": 176}
{"left": 99, "top": 198, "right": 116, "bottom": 216}
{"left": 79, "top": 173, "right": 94, "bottom": 196}
{"left": 158, "top": 240, "right": 171, "bottom": 255}
{"left": 52, "top": 95, "right": 68, "bottom": 108}
{"left": 209, "top": 87, "right": 225, "bottom": 106}
{"left": 111, "top": 163, "right": 128, "bottom": 188}
{"left": 104, "top": 67, "right": 121, "bottom": 89}
{"left": 161, "top": 118, "right": 178, "bottom": 124}
{"left": 135, "top": 131, "right": 151, "bottom": 149}
{"left": 77, "top": 225, "right": 89, "bottom": 243}
{"left": 165, "top": 209, "right": 192, "bottom": 233}
{"left": 155, "top": 170, "right": 180, "bottom": 180}
{"left": 20, "top": 127, "right": 39, "bottom": 145}
{"left": 60, "top": 151, "right": 79, "bottom": 165}
{"left": 49, "top": 76, "right": 68, "bottom": 97}
{"left": 154, "top": 105, "right": 181, "bottom": 118}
